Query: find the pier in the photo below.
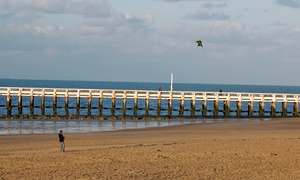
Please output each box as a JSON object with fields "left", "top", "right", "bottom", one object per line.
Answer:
{"left": 0, "top": 87, "right": 299, "bottom": 119}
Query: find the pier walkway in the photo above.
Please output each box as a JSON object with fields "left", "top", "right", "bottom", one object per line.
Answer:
{"left": 0, "top": 87, "right": 299, "bottom": 118}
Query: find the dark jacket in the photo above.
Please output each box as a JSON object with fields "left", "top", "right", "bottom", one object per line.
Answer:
{"left": 58, "top": 133, "right": 65, "bottom": 142}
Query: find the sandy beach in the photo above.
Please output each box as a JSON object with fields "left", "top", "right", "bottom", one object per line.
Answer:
{"left": 1, "top": 118, "right": 300, "bottom": 179}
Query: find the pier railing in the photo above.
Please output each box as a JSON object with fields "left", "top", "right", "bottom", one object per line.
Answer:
{"left": 0, "top": 87, "right": 299, "bottom": 119}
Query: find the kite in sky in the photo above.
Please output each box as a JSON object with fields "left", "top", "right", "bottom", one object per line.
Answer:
{"left": 195, "top": 40, "right": 203, "bottom": 47}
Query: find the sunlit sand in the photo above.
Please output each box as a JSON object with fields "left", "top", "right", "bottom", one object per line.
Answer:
{"left": 1, "top": 118, "right": 300, "bottom": 179}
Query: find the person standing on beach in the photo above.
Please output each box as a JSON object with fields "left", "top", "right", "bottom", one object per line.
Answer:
{"left": 58, "top": 130, "right": 65, "bottom": 152}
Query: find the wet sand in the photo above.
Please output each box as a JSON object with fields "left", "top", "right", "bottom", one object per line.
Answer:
{"left": 1, "top": 118, "right": 300, "bottom": 179}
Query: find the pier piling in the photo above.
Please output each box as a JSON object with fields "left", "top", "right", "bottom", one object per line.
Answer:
{"left": 271, "top": 101, "right": 276, "bottom": 116}
{"left": 76, "top": 93, "right": 80, "bottom": 117}
{"left": 168, "top": 99, "right": 172, "bottom": 117}
{"left": 30, "top": 89, "right": 34, "bottom": 116}
{"left": 122, "top": 91, "right": 127, "bottom": 116}
{"left": 6, "top": 89, "right": 12, "bottom": 116}
{"left": 248, "top": 101, "right": 253, "bottom": 116}
{"left": 145, "top": 92, "right": 150, "bottom": 116}
{"left": 134, "top": 93, "right": 138, "bottom": 117}
{"left": 41, "top": 90, "right": 45, "bottom": 116}
{"left": 236, "top": 101, "right": 242, "bottom": 116}
{"left": 259, "top": 101, "right": 264, "bottom": 117}
{"left": 111, "top": 91, "right": 116, "bottom": 116}
{"left": 88, "top": 90, "right": 92, "bottom": 117}
{"left": 294, "top": 102, "right": 299, "bottom": 116}
{"left": 179, "top": 93, "right": 184, "bottom": 116}
{"left": 190, "top": 99, "right": 195, "bottom": 116}
{"left": 99, "top": 90, "right": 103, "bottom": 116}
{"left": 18, "top": 89, "right": 22, "bottom": 115}
{"left": 53, "top": 90, "right": 57, "bottom": 115}
{"left": 65, "top": 91, "right": 69, "bottom": 116}
{"left": 157, "top": 92, "right": 161, "bottom": 116}
{"left": 202, "top": 100, "right": 207, "bottom": 116}
{"left": 224, "top": 100, "right": 230, "bottom": 116}
{"left": 282, "top": 102, "right": 287, "bottom": 116}
{"left": 213, "top": 100, "right": 218, "bottom": 116}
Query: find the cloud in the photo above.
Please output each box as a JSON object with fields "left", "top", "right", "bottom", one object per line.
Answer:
{"left": 35, "top": 25, "right": 64, "bottom": 34}
{"left": 0, "top": 0, "right": 9, "bottom": 11}
{"left": 0, "top": 12, "right": 14, "bottom": 21}
{"left": 67, "top": 0, "right": 111, "bottom": 17}
{"left": 276, "top": 0, "right": 300, "bottom": 8}
{"left": 184, "top": 11, "right": 230, "bottom": 20}
{"left": 269, "top": 21, "right": 288, "bottom": 27}
{"left": 79, "top": 12, "right": 154, "bottom": 38}
{"left": 29, "top": 0, "right": 71, "bottom": 14}
{"left": 0, "top": 0, "right": 156, "bottom": 59}
{"left": 155, "top": 0, "right": 223, "bottom": 2}
{"left": 202, "top": 3, "right": 227, "bottom": 9}
{"left": 0, "top": 0, "right": 151, "bottom": 37}
{"left": 0, "top": 0, "right": 112, "bottom": 16}
{"left": 122, "top": 12, "right": 147, "bottom": 24}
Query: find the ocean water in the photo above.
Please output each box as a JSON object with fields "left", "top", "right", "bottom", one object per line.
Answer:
{"left": 0, "top": 79, "right": 298, "bottom": 135}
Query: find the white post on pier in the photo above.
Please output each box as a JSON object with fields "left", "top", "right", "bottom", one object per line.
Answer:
{"left": 170, "top": 72, "right": 173, "bottom": 92}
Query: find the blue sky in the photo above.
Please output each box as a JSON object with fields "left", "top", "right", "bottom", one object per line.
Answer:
{"left": 1, "top": 0, "right": 300, "bottom": 85}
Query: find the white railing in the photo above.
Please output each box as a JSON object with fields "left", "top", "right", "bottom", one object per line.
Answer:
{"left": 0, "top": 87, "right": 300, "bottom": 103}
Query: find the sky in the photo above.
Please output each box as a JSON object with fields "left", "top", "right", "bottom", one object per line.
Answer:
{"left": 0, "top": 0, "right": 300, "bottom": 86}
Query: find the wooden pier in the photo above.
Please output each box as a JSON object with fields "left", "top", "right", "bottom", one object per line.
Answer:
{"left": 0, "top": 87, "right": 299, "bottom": 119}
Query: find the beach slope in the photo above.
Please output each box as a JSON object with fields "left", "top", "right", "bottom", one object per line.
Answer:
{"left": 1, "top": 118, "right": 300, "bottom": 179}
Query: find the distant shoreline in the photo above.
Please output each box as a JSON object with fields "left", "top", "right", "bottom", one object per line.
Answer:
{"left": 0, "top": 117, "right": 270, "bottom": 135}
{"left": 0, "top": 114, "right": 274, "bottom": 120}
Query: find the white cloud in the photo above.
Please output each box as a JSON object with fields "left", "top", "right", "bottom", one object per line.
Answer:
{"left": 144, "top": 12, "right": 154, "bottom": 25}
{"left": 0, "top": 0, "right": 112, "bottom": 16}
{"left": 121, "top": 12, "right": 147, "bottom": 24}
{"left": 34, "top": 25, "right": 63, "bottom": 34}
{"left": 276, "top": 0, "right": 300, "bottom": 9}
{"left": 67, "top": 0, "right": 112, "bottom": 17}
{"left": 0, "top": 0, "right": 9, "bottom": 11}
{"left": 184, "top": 11, "right": 230, "bottom": 20}
{"left": 293, "top": 27, "right": 300, "bottom": 32}
{"left": 155, "top": 0, "right": 223, "bottom": 2}
{"left": 30, "top": 0, "right": 70, "bottom": 13}
{"left": 202, "top": 3, "right": 227, "bottom": 9}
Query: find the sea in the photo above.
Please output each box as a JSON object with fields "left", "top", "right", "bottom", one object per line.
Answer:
{"left": 0, "top": 79, "right": 299, "bottom": 135}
